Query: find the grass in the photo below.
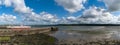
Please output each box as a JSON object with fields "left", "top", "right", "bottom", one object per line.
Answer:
{"left": 11, "top": 33, "right": 57, "bottom": 45}
{"left": 0, "top": 33, "right": 57, "bottom": 45}
{"left": 0, "top": 36, "right": 10, "bottom": 41}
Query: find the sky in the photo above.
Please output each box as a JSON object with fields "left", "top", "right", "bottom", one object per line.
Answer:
{"left": 0, "top": 0, "right": 120, "bottom": 25}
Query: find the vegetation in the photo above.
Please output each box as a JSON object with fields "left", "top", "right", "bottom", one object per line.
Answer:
{"left": 0, "top": 33, "right": 56, "bottom": 45}
{"left": 9, "top": 33, "right": 57, "bottom": 45}
{"left": 0, "top": 36, "right": 10, "bottom": 41}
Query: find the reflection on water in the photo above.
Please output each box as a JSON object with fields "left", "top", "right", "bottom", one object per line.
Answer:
{"left": 50, "top": 26, "right": 120, "bottom": 44}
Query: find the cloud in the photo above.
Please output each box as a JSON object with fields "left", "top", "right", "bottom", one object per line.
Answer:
{"left": 0, "top": 13, "right": 16, "bottom": 22}
{"left": 55, "top": 0, "right": 87, "bottom": 13}
{"left": 23, "top": 12, "right": 59, "bottom": 24}
{"left": 79, "top": 7, "right": 120, "bottom": 24}
{"left": 0, "top": 0, "right": 32, "bottom": 13}
{"left": 103, "top": 0, "right": 120, "bottom": 12}
{"left": 0, "top": 0, "right": 59, "bottom": 24}
{"left": 59, "top": 16, "right": 78, "bottom": 24}
{"left": 0, "top": 0, "right": 2, "bottom": 5}
{"left": 40, "top": 12, "right": 59, "bottom": 23}
{"left": 1, "top": 0, "right": 120, "bottom": 24}
{"left": 62, "top": 7, "right": 120, "bottom": 24}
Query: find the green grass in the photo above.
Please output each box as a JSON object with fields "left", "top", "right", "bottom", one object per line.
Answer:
{"left": 0, "top": 36, "right": 10, "bottom": 41}
{"left": 11, "top": 33, "right": 57, "bottom": 45}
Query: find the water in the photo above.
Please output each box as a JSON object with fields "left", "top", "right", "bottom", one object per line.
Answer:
{"left": 49, "top": 26, "right": 120, "bottom": 44}
{"left": 1, "top": 26, "right": 120, "bottom": 45}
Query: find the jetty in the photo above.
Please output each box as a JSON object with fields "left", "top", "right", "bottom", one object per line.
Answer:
{"left": 0, "top": 27, "right": 58, "bottom": 36}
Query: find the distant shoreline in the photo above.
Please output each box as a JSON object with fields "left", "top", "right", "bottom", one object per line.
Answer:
{"left": 29, "top": 24, "right": 120, "bottom": 26}
{"left": 57, "top": 24, "right": 120, "bottom": 26}
{"left": 1, "top": 24, "right": 120, "bottom": 26}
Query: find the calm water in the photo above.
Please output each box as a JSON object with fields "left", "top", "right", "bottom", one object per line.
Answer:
{"left": 49, "top": 26, "right": 120, "bottom": 44}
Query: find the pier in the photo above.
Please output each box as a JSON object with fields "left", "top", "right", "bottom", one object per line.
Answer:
{"left": 0, "top": 27, "right": 58, "bottom": 36}
{"left": 0, "top": 27, "right": 58, "bottom": 45}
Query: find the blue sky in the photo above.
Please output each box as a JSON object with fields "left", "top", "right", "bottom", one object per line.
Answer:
{"left": 25, "top": 0, "right": 106, "bottom": 17}
{"left": 0, "top": 0, "right": 106, "bottom": 17}
{"left": 0, "top": 0, "right": 120, "bottom": 25}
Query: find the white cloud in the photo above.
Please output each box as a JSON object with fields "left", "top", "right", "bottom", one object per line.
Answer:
{"left": 23, "top": 12, "right": 59, "bottom": 24}
{"left": 79, "top": 7, "right": 120, "bottom": 24}
{"left": 55, "top": 0, "right": 87, "bottom": 13}
{"left": 0, "top": 13, "right": 16, "bottom": 22}
{"left": 82, "top": 7, "right": 103, "bottom": 18}
{"left": 61, "top": 7, "right": 120, "bottom": 24}
{"left": 0, "top": 0, "right": 59, "bottom": 24}
{"left": 66, "top": 16, "right": 77, "bottom": 21}
{"left": 1, "top": 0, "right": 120, "bottom": 24}
{"left": 0, "top": 0, "right": 2, "bottom": 5}
{"left": 0, "top": 0, "right": 32, "bottom": 13}
{"left": 40, "top": 12, "right": 59, "bottom": 23}
{"left": 103, "top": 0, "right": 120, "bottom": 12}
{"left": 59, "top": 16, "right": 79, "bottom": 24}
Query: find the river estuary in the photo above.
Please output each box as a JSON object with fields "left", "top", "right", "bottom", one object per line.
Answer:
{"left": 50, "top": 26, "right": 120, "bottom": 45}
